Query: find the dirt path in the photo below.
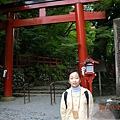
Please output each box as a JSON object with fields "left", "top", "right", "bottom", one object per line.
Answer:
{"left": 0, "top": 95, "right": 117, "bottom": 120}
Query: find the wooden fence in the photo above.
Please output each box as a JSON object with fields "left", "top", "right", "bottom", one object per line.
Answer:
{"left": 13, "top": 54, "right": 62, "bottom": 67}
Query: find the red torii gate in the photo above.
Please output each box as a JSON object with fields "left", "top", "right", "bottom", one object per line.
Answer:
{"left": 0, "top": 0, "right": 105, "bottom": 100}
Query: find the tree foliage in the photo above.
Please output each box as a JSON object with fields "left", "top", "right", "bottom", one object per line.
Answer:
{"left": 13, "top": 6, "right": 77, "bottom": 66}
{"left": 90, "top": 0, "right": 119, "bottom": 82}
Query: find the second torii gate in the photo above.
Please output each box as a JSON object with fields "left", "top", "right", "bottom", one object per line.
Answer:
{"left": 0, "top": 0, "right": 105, "bottom": 100}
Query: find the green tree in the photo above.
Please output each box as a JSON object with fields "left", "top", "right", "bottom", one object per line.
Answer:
{"left": 16, "top": 6, "right": 77, "bottom": 66}
{"left": 91, "top": 0, "right": 119, "bottom": 81}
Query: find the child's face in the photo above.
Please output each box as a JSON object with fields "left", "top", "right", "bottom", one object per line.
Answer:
{"left": 68, "top": 72, "right": 81, "bottom": 88}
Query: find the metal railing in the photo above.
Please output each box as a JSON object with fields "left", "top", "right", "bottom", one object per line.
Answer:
{"left": 50, "top": 82, "right": 56, "bottom": 105}
{"left": 50, "top": 81, "right": 68, "bottom": 105}
{"left": 23, "top": 83, "right": 30, "bottom": 104}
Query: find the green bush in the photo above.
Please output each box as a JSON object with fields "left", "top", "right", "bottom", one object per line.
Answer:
{"left": 12, "top": 64, "right": 68, "bottom": 87}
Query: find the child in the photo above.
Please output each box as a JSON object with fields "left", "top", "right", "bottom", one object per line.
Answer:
{"left": 60, "top": 69, "right": 93, "bottom": 120}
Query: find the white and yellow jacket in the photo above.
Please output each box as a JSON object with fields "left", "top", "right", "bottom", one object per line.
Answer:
{"left": 60, "top": 87, "right": 93, "bottom": 120}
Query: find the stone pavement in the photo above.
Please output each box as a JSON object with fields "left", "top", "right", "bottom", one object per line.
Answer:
{"left": 0, "top": 94, "right": 119, "bottom": 120}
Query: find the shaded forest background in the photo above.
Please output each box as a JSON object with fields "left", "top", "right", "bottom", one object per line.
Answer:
{"left": 0, "top": 0, "right": 120, "bottom": 96}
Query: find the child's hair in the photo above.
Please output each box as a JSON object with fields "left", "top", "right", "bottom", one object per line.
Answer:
{"left": 68, "top": 69, "right": 80, "bottom": 79}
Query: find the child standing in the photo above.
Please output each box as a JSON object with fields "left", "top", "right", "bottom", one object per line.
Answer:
{"left": 60, "top": 69, "right": 93, "bottom": 120}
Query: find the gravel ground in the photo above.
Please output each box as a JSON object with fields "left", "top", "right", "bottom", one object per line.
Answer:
{"left": 0, "top": 95, "right": 118, "bottom": 120}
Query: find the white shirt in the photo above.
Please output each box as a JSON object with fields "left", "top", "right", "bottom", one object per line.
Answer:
{"left": 70, "top": 85, "right": 81, "bottom": 97}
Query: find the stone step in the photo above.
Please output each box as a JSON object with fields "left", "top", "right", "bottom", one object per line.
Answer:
{"left": 14, "top": 89, "right": 64, "bottom": 94}
{"left": 13, "top": 84, "right": 67, "bottom": 96}
{"left": 13, "top": 89, "right": 64, "bottom": 97}
{"left": 13, "top": 87, "right": 67, "bottom": 92}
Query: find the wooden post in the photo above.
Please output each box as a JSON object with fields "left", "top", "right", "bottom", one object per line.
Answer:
{"left": 98, "top": 71, "right": 102, "bottom": 96}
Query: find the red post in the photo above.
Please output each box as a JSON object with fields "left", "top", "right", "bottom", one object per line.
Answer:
{"left": 85, "top": 74, "right": 96, "bottom": 93}
{"left": 75, "top": 3, "right": 88, "bottom": 88}
{"left": 4, "top": 12, "right": 14, "bottom": 98}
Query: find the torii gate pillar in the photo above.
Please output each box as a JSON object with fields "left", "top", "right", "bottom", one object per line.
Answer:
{"left": 75, "top": 3, "right": 88, "bottom": 88}
{"left": 1, "top": 12, "right": 15, "bottom": 101}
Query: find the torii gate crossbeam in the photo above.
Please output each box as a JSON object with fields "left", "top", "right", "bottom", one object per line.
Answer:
{"left": 0, "top": 11, "right": 105, "bottom": 28}
{"left": 0, "top": 0, "right": 105, "bottom": 100}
